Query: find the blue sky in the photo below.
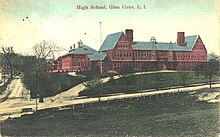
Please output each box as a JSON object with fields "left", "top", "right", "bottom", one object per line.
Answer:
{"left": 0, "top": 0, "right": 219, "bottom": 56}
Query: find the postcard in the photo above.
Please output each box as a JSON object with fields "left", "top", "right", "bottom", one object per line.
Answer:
{"left": 0, "top": 0, "right": 219, "bottom": 136}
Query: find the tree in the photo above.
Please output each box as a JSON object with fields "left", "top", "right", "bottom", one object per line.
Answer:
{"left": 196, "top": 59, "right": 219, "bottom": 88}
{"left": 0, "top": 41, "right": 69, "bottom": 104}
{"left": 175, "top": 71, "right": 189, "bottom": 91}
{"left": 83, "top": 78, "right": 102, "bottom": 103}
{"left": 32, "top": 40, "right": 59, "bottom": 102}
{"left": 79, "top": 64, "right": 100, "bottom": 79}
{"left": 1, "top": 46, "right": 15, "bottom": 79}
{"left": 19, "top": 40, "right": 59, "bottom": 103}
{"left": 33, "top": 40, "right": 57, "bottom": 59}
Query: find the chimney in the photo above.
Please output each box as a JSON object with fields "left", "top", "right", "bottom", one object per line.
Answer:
{"left": 125, "top": 29, "right": 133, "bottom": 43}
{"left": 69, "top": 44, "right": 76, "bottom": 52}
{"left": 177, "top": 32, "right": 185, "bottom": 46}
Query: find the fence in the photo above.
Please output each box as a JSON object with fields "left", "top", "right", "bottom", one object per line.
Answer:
{"left": 37, "top": 88, "right": 188, "bottom": 112}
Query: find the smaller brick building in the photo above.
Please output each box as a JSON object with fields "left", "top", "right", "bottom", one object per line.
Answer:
{"left": 47, "top": 42, "right": 97, "bottom": 72}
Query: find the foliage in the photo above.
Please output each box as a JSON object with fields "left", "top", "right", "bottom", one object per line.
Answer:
{"left": 84, "top": 78, "right": 101, "bottom": 98}
{"left": 0, "top": 42, "right": 88, "bottom": 102}
{"left": 23, "top": 40, "right": 59, "bottom": 102}
{"left": 5, "top": 41, "right": 87, "bottom": 102}
{"left": 15, "top": 55, "right": 87, "bottom": 99}
{"left": 195, "top": 59, "right": 219, "bottom": 88}
{"left": 78, "top": 65, "right": 101, "bottom": 80}
{"left": 175, "top": 71, "right": 190, "bottom": 86}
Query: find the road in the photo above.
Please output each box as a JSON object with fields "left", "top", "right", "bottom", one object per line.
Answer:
{"left": 47, "top": 83, "right": 220, "bottom": 109}
{"left": 0, "top": 77, "right": 220, "bottom": 120}
{"left": 0, "top": 78, "right": 34, "bottom": 119}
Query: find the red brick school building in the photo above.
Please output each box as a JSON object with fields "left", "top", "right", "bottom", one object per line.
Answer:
{"left": 47, "top": 29, "right": 207, "bottom": 75}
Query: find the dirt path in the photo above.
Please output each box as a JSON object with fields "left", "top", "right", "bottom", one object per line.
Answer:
{"left": 0, "top": 78, "right": 34, "bottom": 120}
{"left": 0, "top": 78, "right": 30, "bottom": 101}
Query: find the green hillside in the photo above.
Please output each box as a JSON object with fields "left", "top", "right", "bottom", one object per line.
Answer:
{"left": 2, "top": 91, "right": 219, "bottom": 136}
{"left": 80, "top": 71, "right": 218, "bottom": 97}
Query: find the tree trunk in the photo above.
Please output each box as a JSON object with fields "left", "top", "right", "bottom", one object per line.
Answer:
{"left": 39, "top": 96, "right": 44, "bottom": 103}
{"left": 209, "top": 77, "right": 212, "bottom": 89}
{"left": 5, "top": 56, "right": 13, "bottom": 80}
{"left": 9, "top": 67, "right": 13, "bottom": 79}
{"left": 2, "top": 47, "right": 14, "bottom": 80}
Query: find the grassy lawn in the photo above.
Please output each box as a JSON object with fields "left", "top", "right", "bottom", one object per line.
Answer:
{"left": 2, "top": 93, "right": 220, "bottom": 136}
{"left": 80, "top": 71, "right": 219, "bottom": 97}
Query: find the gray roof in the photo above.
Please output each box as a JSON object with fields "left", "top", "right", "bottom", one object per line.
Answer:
{"left": 131, "top": 35, "right": 199, "bottom": 51}
{"left": 89, "top": 51, "right": 107, "bottom": 61}
{"left": 64, "top": 45, "right": 97, "bottom": 56}
{"left": 99, "top": 32, "right": 123, "bottom": 51}
{"left": 99, "top": 30, "right": 199, "bottom": 52}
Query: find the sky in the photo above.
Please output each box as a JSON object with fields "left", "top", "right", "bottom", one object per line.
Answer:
{"left": 0, "top": 0, "right": 219, "bottom": 57}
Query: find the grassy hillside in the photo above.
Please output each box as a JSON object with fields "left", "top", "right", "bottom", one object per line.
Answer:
{"left": 80, "top": 71, "right": 218, "bottom": 97}
{"left": 35, "top": 73, "right": 88, "bottom": 97}
{"left": 2, "top": 93, "right": 219, "bottom": 136}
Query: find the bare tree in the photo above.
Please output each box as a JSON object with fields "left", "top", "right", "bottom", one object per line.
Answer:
{"left": 31, "top": 40, "right": 60, "bottom": 103}
{"left": 1, "top": 46, "right": 14, "bottom": 79}
{"left": 33, "top": 40, "right": 58, "bottom": 59}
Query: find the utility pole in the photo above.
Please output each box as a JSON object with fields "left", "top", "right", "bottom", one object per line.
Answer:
{"left": 99, "top": 22, "right": 102, "bottom": 45}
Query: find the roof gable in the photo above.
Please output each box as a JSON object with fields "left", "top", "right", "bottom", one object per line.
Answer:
{"left": 192, "top": 36, "right": 206, "bottom": 51}
{"left": 99, "top": 32, "right": 123, "bottom": 51}
{"left": 114, "top": 34, "right": 132, "bottom": 50}
{"left": 65, "top": 45, "right": 97, "bottom": 56}
{"left": 185, "top": 35, "right": 198, "bottom": 50}
{"left": 89, "top": 51, "right": 107, "bottom": 61}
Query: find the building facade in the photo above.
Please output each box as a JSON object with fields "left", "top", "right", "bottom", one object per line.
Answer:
{"left": 47, "top": 29, "right": 208, "bottom": 75}
{"left": 47, "top": 43, "right": 97, "bottom": 73}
